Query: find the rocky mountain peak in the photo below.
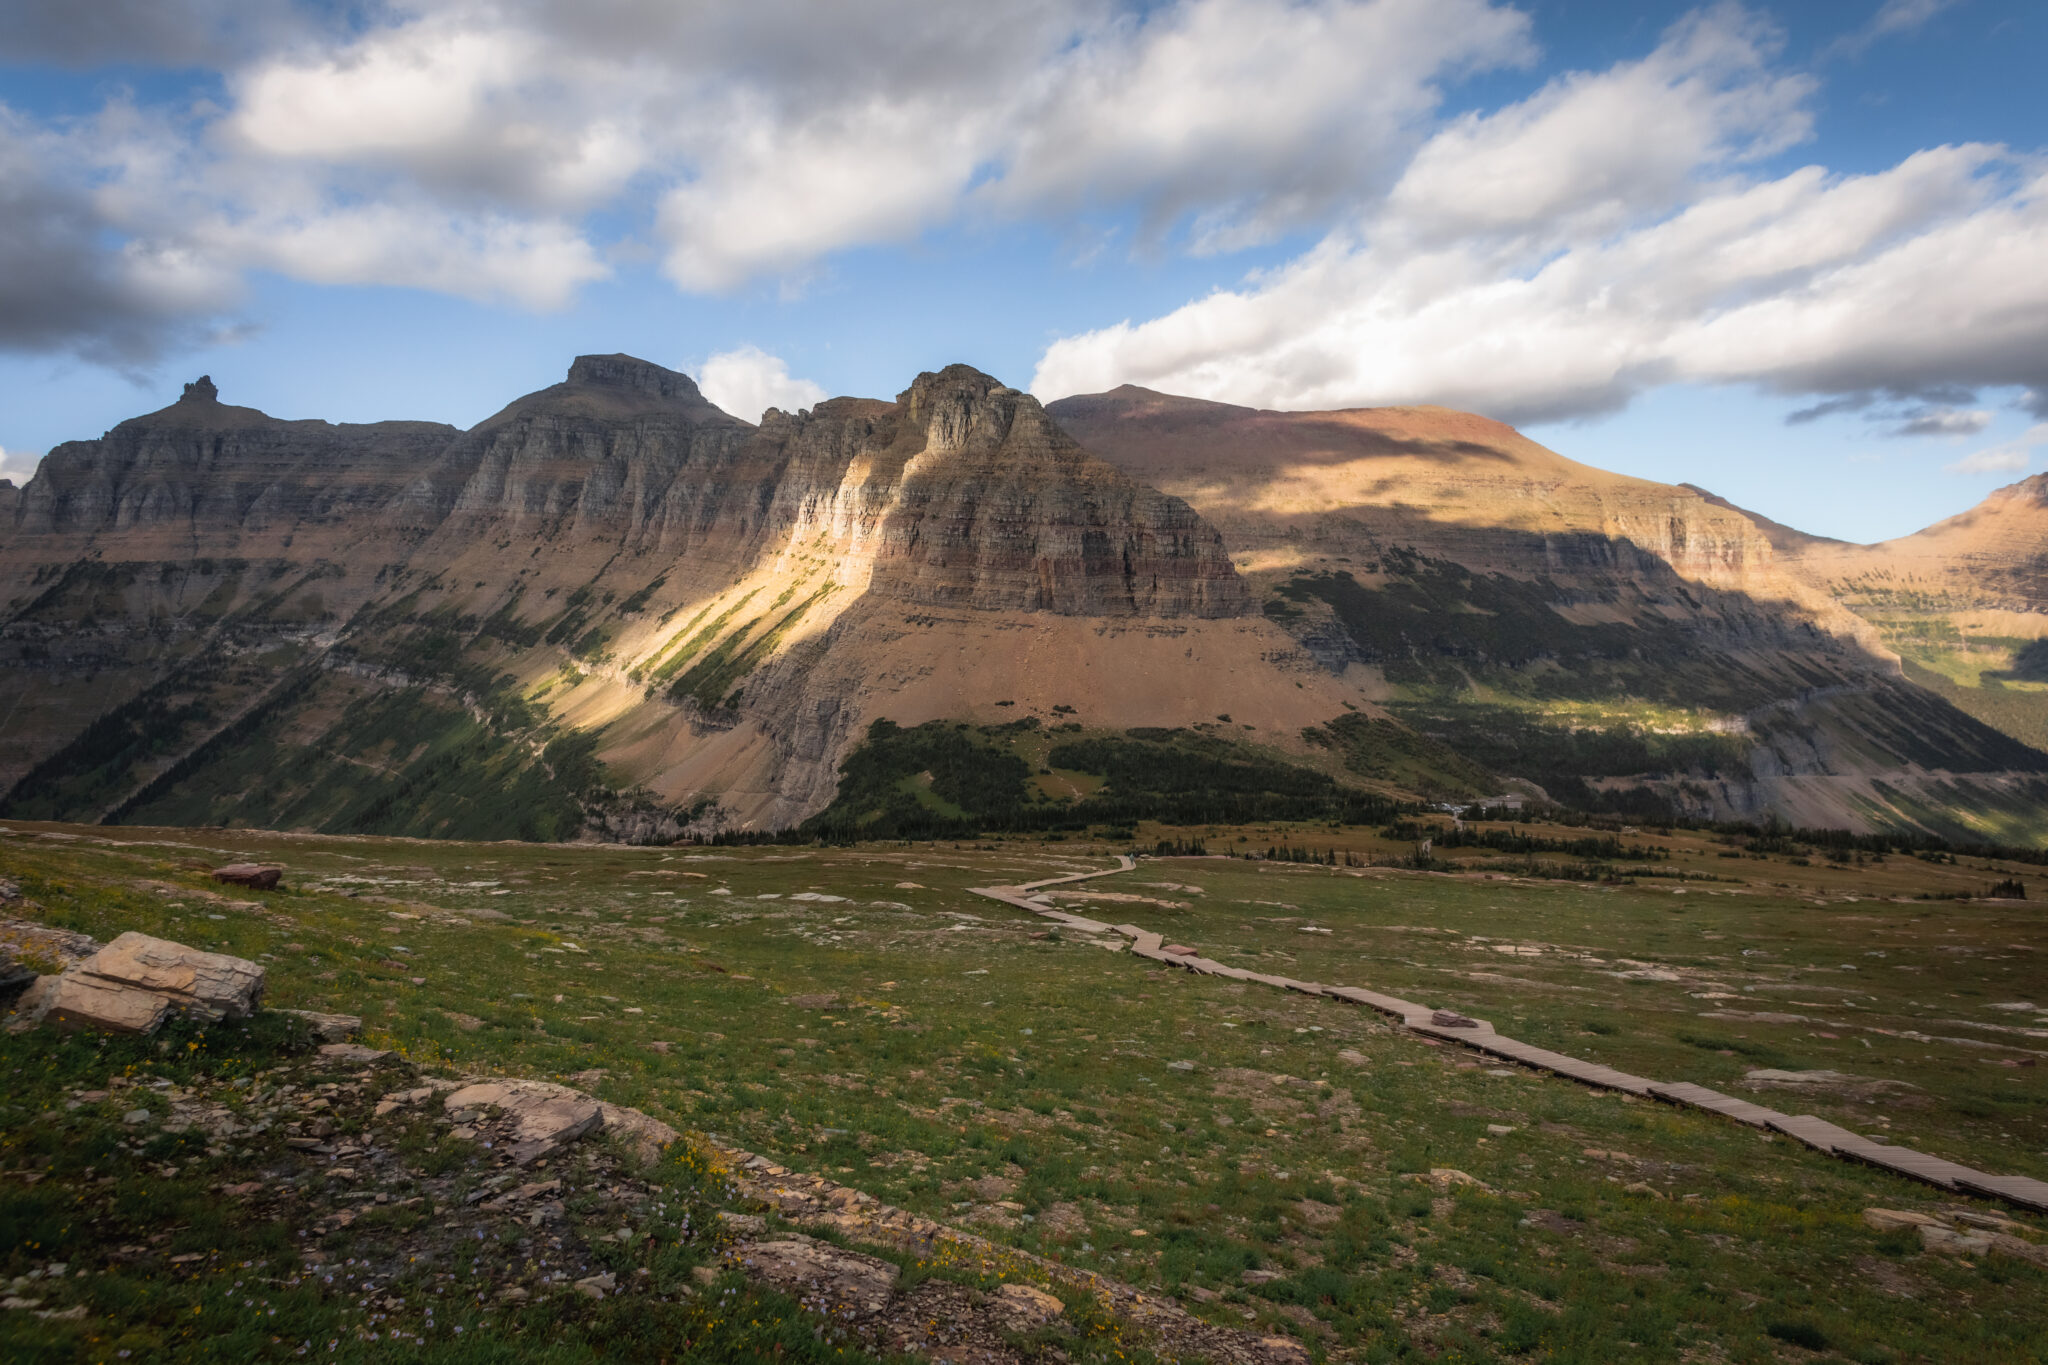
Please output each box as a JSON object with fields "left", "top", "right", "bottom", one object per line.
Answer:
{"left": 180, "top": 376, "right": 219, "bottom": 404}
{"left": 900, "top": 364, "right": 1038, "bottom": 457}
{"left": 1994, "top": 472, "right": 2048, "bottom": 506}
{"left": 564, "top": 354, "right": 704, "bottom": 401}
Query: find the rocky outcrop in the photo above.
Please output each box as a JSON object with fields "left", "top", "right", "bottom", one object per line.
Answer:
{"left": 10, "top": 932, "right": 264, "bottom": 1034}
{"left": 858, "top": 367, "right": 1246, "bottom": 618}
{"left": 10, "top": 376, "right": 457, "bottom": 547}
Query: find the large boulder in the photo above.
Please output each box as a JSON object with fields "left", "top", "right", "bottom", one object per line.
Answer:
{"left": 9, "top": 933, "right": 264, "bottom": 1035}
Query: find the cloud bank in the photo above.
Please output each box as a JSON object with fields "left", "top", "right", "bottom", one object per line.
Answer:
{"left": 1, "top": 0, "right": 2043, "bottom": 439}
{"left": 1032, "top": 8, "right": 2048, "bottom": 427}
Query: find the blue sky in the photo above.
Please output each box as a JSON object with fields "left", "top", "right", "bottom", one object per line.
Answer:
{"left": 2, "top": 0, "right": 2044, "bottom": 543}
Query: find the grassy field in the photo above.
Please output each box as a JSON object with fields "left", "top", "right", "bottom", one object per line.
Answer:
{"left": 3, "top": 816, "right": 2047, "bottom": 1362}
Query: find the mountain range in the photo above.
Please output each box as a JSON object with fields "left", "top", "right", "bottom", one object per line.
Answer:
{"left": 4, "top": 354, "right": 2046, "bottom": 846}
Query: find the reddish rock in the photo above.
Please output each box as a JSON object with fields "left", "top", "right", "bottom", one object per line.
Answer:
{"left": 211, "top": 864, "right": 283, "bottom": 890}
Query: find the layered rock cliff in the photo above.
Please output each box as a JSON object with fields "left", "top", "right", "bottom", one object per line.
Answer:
{"left": 5, "top": 357, "right": 2046, "bottom": 844}
{"left": 0, "top": 357, "right": 1327, "bottom": 836}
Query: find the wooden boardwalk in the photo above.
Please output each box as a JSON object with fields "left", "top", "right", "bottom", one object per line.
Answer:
{"left": 968, "top": 862, "right": 2048, "bottom": 1217}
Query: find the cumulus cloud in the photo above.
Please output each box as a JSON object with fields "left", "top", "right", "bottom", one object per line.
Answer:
{"left": 7, "top": 0, "right": 2046, "bottom": 436}
{"left": 695, "top": 346, "right": 829, "bottom": 422}
{"left": 0, "top": 108, "right": 239, "bottom": 366}
{"left": 1033, "top": 9, "right": 2048, "bottom": 426}
{"left": 0, "top": 444, "right": 45, "bottom": 487}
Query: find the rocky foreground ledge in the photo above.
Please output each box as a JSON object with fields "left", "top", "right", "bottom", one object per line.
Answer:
{"left": 0, "top": 923, "right": 1309, "bottom": 1363}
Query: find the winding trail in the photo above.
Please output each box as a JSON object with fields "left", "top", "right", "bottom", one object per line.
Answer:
{"left": 968, "top": 858, "right": 2048, "bottom": 1217}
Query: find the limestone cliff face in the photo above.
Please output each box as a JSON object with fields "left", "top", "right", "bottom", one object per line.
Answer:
{"left": 12, "top": 376, "right": 458, "bottom": 554}
{"left": 418, "top": 354, "right": 754, "bottom": 550}
{"left": 0, "top": 356, "right": 1289, "bottom": 834}
{"left": 745, "top": 366, "right": 1246, "bottom": 619}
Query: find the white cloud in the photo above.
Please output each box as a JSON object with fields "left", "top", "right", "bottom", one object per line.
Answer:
{"left": 1, "top": 0, "right": 1543, "bottom": 333}
{"left": 1887, "top": 406, "right": 1990, "bottom": 438}
{"left": 7, "top": 0, "right": 2046, "bottom": 437}
{"left": 1033, "top": 10, "right": 2048, "bottom": 426}
{"left": 0, "top": 444, "right": 43, "bottom": 486}
{"left": 695, "top": 346, "right": 828, "bottom": 422}
{"left": 1826, "top": 0, "right": 1959, "bottom": 59}
{"left": 1948, "top": 423, "right": 2048, "bottom": 476}
{"left": 1947, "top": 448, "right": 2031, "bottom": 475}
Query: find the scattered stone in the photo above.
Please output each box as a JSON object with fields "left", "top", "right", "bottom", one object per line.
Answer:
{"left": 442, "top": 1080, "right": 602, "bottom": 1165}
{"left": 1486, "top": 1124, "right": 1518, "bottom": 1136}
{"left": 1241, "top": 1269, "right": 1283, "bottom": 1285}
{"left": 731, "top": 1237, "right": 898, "bottom": 1315}
{"left": 1744, "top": 1069, "right": 1861, "bottom": 1086}
{"left": 1918, "top": 1224, "right": 1995, "bottom": 1256}
{"left": 211, "top": 864, "right": 283, "bottom": 891}
{"left": 1865, "top": 1209, "right": 1945, "bottom": 1232}
{"left": 992, "top": 1282, "right": 1064, "bottom": 1328}
{"left": 278, "top": 1009, "right": 361, "bottom": 1043}
{"left": 1258, "top": 1336, "right": 1312, "bottom": 1362}
{"left": 319, "top": 1043, "right": 391, "bottom": 1063}
{"left": 573, "top": 1272, "right": 616, "bottom": 1299}
{"left": 1402, "top": 1168, "right": 1493, "bottom": 1192}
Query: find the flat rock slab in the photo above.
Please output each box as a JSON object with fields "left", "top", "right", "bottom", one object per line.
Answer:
{"left": 729, "top": 1236, "right": 898, "bottom": 1315}
{"left": 444, "top": 1079, "right": 604, "bottom": 1164}
{"left": 13, "top": 933, "right": 264, "bottom": 1035}
{"left": 992, "top": 1282, "right": 1064, "bottom": 1328}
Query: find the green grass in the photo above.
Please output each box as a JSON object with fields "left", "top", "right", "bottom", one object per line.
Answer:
{"left": 3, "top": 819, "right": 2046, "bottom": 1361}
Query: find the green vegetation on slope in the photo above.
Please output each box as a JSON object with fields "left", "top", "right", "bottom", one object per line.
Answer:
{"left": 801, "top": 719, "right": 1409, "bottom": 841}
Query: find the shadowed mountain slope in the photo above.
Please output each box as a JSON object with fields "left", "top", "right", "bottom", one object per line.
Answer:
{"left": 1048, "top": 386, "right": 2048, "bottom": 842}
